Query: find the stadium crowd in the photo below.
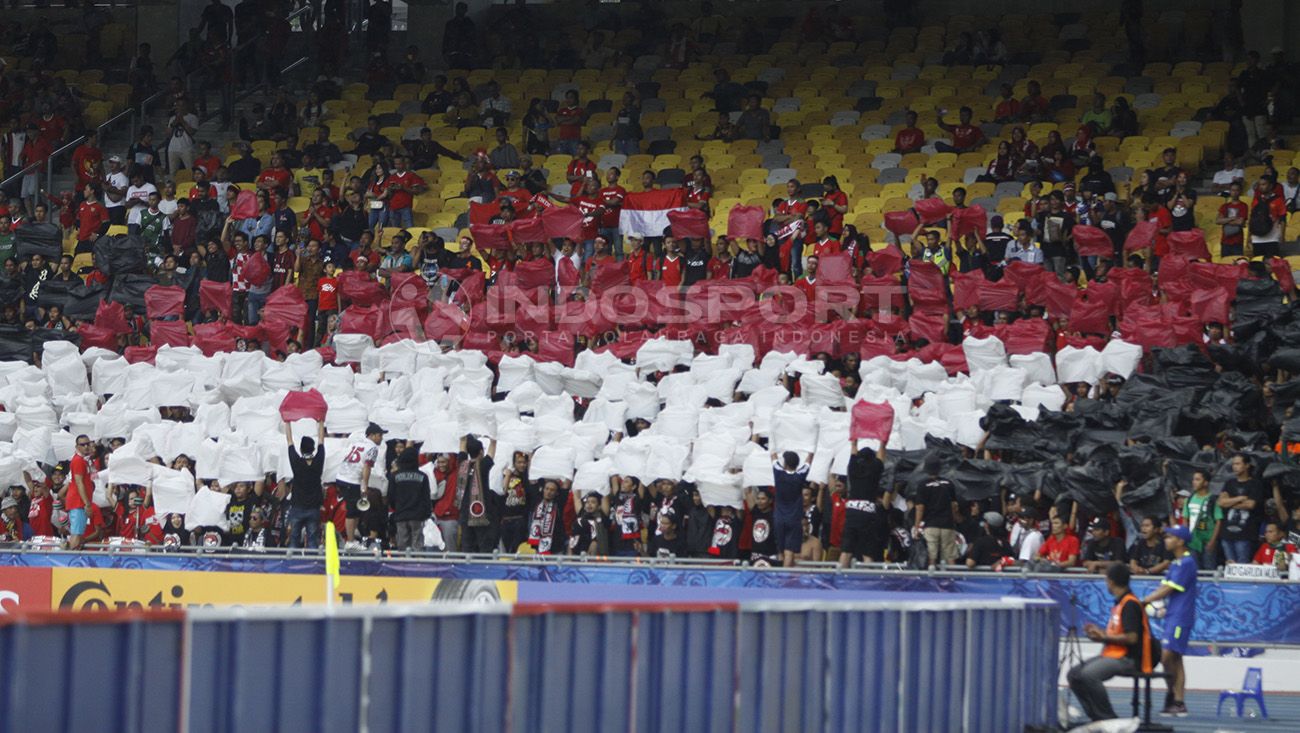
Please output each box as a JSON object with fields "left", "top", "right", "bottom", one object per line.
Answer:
{"left": 0, "top": 2, "right": 1296, "bottom": 578}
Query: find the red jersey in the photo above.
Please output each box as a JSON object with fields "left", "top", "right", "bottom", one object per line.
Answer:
{"left": 27, "top": 493, "right": 53, "bottom": 536}
{"left": 707, "top": 257, "right": 730, "bottom": 280}
{"left": 256, "top": 167, "right": 292, "bottom": 193}
{"left": 307, "top": 203, "right": 337, "bottom": 241}
{"left": 794, "top": 276, "right": 817, "bottom": 301}
{"left": 685, "top": 187, "right": 711, "bottom": 211}
{"left": 627, "top": 250, "right": 652, "bottom": 283}
{"left": 1039, "top": 532, "right": 1080, "bottom": 565}
{"left": 71, "top": 143, "right": 102, "bottom": 188}
{"left": 829, "top": 494, "right": 847, "bottom": 548}
{"left": 994, "top": 99, "right": 1021, "bottom": 120}
{"left": 35, "top": 114, "right": 65, "bottom": 145}
{"left": 77, "top": 200, "right": 109, "bottom": 241}
{"left": 823, "top": 190, "right": 848, "bottom": 234}
{"left": 950, "top": 124, "right": 984, "bottom": 150}
{"left": 895, "top": 127, "right": 924, "bottom": 153}
{"left": 116, "top": 504, "right": 163, "bottom": 544}
{"left": 597, "top": 185, "right": 626, "bottom": 228}
{"left": 317, "top": 276, "right": 339, "bottom": 310}
{"left": 385, "top": 170, "right": 425, "bottom": 210}
{"left": 1253, "top": 542, "right": 1296, "bottom": 566}
{"left": 659, "top": 254, "right": 683, "bottom": 286}
{"left": 66, "top": 454, "right": 92, "bottom": 510}
{"left": 571, "top": 195, "right": 601, "bottom": 241}
{"left": 1147, "top": 206, "right": 1173, "bottom": 257}
{"left": 556, "top": 105, "right": 584, "bottom": 140}
{"left": 811, "top": 236, "right": 841, "bottom": 258}
{"left": 192, "top": 154, "right": 222, "bottom": 178}
{"left": 567, "top": 158, "right": 597, "bottom": 197}
{"left": 432, "top": 455, "right": 459, "bottom": 520}
{"left": 1219, "top": 200, "right": 1249, "bottom": 246}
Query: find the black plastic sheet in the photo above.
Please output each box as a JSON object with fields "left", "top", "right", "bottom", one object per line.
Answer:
{"left": 93, "top": 234, "right": 147, "bottom": 277}
{"left": 13, "top": 222, "right": 62, "bottom": 259}
{"left": 108, "top": 273, "right": 158, "bottom": 311}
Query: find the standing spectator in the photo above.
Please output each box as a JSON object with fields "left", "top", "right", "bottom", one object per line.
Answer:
{"left": 76, "top": 183, "right": 109, "bottom": 248}
{"left": 1129, "top": 516, "right": 1173, "bottom": 575}
{"left": 1035, "top": 192, "right": 1075, "bottom": 275}
{"left": 457, "top": 435, "right": 499, "bottom": 553}
{"left": 165, "top": 101, "right": 199, "bottom": 174}
{"left": 63, "top": 435, "right": 94, "bottom": 550}
{"left": 441, "top": 2, "right": 476, "bottom": 68}
{"left": 521, "top": 98, "right": 553, "bottom": 155}
{"left": 1217, "top": 181, "right": 1250, "bottom": 258}
{"left": 840, "top": 440, "right": 888, "bottom": 566}
{"left": 127, "top": 127, "right": 161, "bottom": 185}
{"left": 226, "top": 143, "right": 261, "bottom": 184}
{"left": 282, "top": 419, "right": 325, "bottom": 549}
{"left": 1218, "top": 453, "right": 1265, "bottom": 564}
{"left": 525, "top": 478, "right": 569, "bottom": 555}
{"left": 569, "top": 492, "right": 609, "bottom": 556}
{"left": 565, "top": 141, "right": 597, "bottom": 197}
{"left": 382, "top": 156, "right": 426, "bottom": 229}
{"left": 554, "top": 90, "right": 586, "bottom": 156}
{"left": 71, "top": 130, "right": 102, "bottom": 195}
{"left": 613, "top": 91, "right": 642, "bottom": 156}
{"left": 389, "top": 447, "right": 431, "bottom": 551}
{"left": 1238, "top": 51, "right": 1271, "bottom": 150}
{"left": 336, "top": 423, "right": 385, "bottom": 548}
{"left": 1248, "top": 175, "right": 1287, "bottom": 258}
{"left": 915, "top": 455, "right": 960, "bottom": 567}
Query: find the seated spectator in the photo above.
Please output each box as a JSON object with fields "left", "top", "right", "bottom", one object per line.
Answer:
{"left": 1034, "top": 515, "right": 1080, "bottom": 569}
{"left": 1128, "top": 517, "right": 1173, "bottom": 575}
{"left": 488, "top": 127, "right": 521, "bottom": 170}
{"left": 936, "top": 106, "right": 984, "bottom": 154}
{"left": 1082, "top": 517, "right": 1126, "bottom": 573}
{"left": 1106, "top": 96, "right": 1138, "bottom": 138}
{"left": 1253, "top": 522, "right": 1296, "bottom": 568}
{"left": 979, "top": 141, "right": 1017, "bottom": 183}
{"left": 894, "top": 110, "right": 925, "bottom": 154}
{"left": 352, "top": 116, "right": 391, "bottom": 156}
{"left": 992, "top": 84, "right": 1020, "bottom": 124}
{"left": 405, "top": 127, "right": 463, "bottom": 170}
{"left": 736, "top": 94, "right": 772, "bottom": 142}
{"left": 1019, "top": 80, "right": 1050, "bottom": 122}
{"left": 1080, "top": 93, "right": 1111, "bottom": 135}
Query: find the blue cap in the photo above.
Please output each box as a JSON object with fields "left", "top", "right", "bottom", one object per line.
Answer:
{"left": 1165, "top": 525, "right": 1191, "bottom": 542}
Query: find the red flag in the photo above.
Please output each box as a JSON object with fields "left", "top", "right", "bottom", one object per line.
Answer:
{"left": 338, "top": 270, "right": 387, "bottom": 306}
{"left": 469, "top": 223, "right": 511, "bottom": 249}
{"left": 279, "top": 389, "right": 329, "bottom": 422}
{"left": 866, "top": 244, "right": 904, "bottom": 276}
{"left": 124, "top": 346, "right": 158, "bottom": 365}
{"left": 907, "top": 261, "right": 947, "bottom": 306}
{"left": 193, "top": 322, "right": 237, "bottom": 356}
{"left": 76, "top": 323, "right": 118, "bottom": 352}
{"left": 94, "top": 299, "right": 131, "bottom": 334}
{"left": 950, "top": 270, "right": 982, "bottom": 311}
{"left": 999, "top": 318, "right": 1050, "bottom": 355}
{"left": 229, "top": 190, "right": 257, "bottom": 220}
{"left": 726, "top": 205, "right": 765, "bottom": 240}
{"left": 978, "top": 277, "right": 1020, "bottom": 312}
{"left": 148, "top": 319, "right": 191, "bottom": 347}
{"left": 950, "top": 205, "right": 987, "bottom": 240}
{"left": 535, "top": 206, "right": 582, "bottom": 240}
{"left": 1167, "top": 229, "right": 1211, "bottom": 260}
{"left": 512, "top": 258, "right": 554, "bottom": 292}
{"left": 423, "top": 302, "right": 469, "bottom": 341}
{"left": 817, "top": 252, "right": 853, "bottom": 285}
{"left": 508, "top": 217, "right": 547, "bottom": 244}
{"left": 1042, "top": 277, "right": 1078, "bottom": 318}
{"left": 389, "top": 272, "right": 429, "bottom": 312}
{"left": 1072, "top": 225, "right": 1114, "bottom": 257}
{"left": 883, "top": 210, "right": 919, "bottom": 237}
{"left": 536, "top": 331, "right": 575, "bottom": 366}
{"left": 262, "top": 285, "right": 309, "bottom": 335}
{"left": 144, "top": 285, "right": 185, "bottom": 320}
{"left": 1188, "top": 286, "right": 1230, "bottom": 324}
{"left": 666, "top": 208, "right": 709, "bottom": 238}
{"left": 1123, "top": 219, "right": 1158, "bottom": 253}
{"left": 1068, "top": 292, "right": 1110, "bottom": 334}
{"left": 619, "top": 188, "right": 687, "bottom": 237}
{"left": 556, "top": 256, "right": 579, "bottom": 287}
{"left": 589, "top": 260, "right": 629, "bottom": 295}
{"left": 468, "top": 200, "right": 497, "bottom": 225}
{"left": 1269, "top": 257, "right": 1296, "bottom": 296}
{"left": 198, "top": 280, "right": 232, "bottom": 319}
{"left": 913, "top": 198, "right": 952, "bottom": 225}
{"left": 242, "top": 251, "right": 271, "bottom": 286}
{"left": 908, "top": 306, "right": 949, "bottom": 344}
{"left": 850, "top": 400, "right": 894, "bottom": 442}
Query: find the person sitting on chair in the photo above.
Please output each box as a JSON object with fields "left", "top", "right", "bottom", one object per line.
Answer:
{"left": 1067, "top": 563, "right": 1159, "bottom": 722}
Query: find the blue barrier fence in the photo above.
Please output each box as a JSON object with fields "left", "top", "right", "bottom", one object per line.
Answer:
{"left": 0, "top": 599, "right": 1059, "bottom": 733}
{"left": 3, "top": 551, "right": 1296, "bottom": 645}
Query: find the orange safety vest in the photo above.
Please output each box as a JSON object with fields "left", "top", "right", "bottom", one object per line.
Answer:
{"left": 1102, "top": 592, "right": 1155, "bottom": 673}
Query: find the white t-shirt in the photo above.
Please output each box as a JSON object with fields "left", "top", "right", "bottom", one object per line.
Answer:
{"left": 167, "top": 113, "right": 200, "bottom": 151}
{"left": 125, "top": 182, "right": 158, "bottom": 225}
{"left": 1212, "top": 167, "right": 1244, "bottom": 187}
{"left": 336, "top": 438, "right": 378, "bottom": 486}
{"left": 1017, "top": 529, "right": 1044, "bottom": 562}
{"left": 103, "top": 171, "right": 129, "bottom": 209}
{"left": 158, "top": 198, "right": 178, "bottom": 218}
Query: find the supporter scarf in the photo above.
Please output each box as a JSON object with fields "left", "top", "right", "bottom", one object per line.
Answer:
{"left": 528, "top": 498, "right": 559, "bottom": 554}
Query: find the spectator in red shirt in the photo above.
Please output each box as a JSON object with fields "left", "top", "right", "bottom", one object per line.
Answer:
{"left": 383, "top": 155, "right": 426, "bottom": 229}
{"left": 71, "top": 130, "right": 102, "bottom": 194}
{"left": 554, "top": 90, "right": 585, "bottom": 156}
{"left": 566, "top": 141, "right": 597, "bottom": 197}
{"left": 1036, "top": 515, "right": 1081, "bottom": 568}
{"left": 626, "top": 235, "right": 653, "bottom": 283}
{"left": 894, "top": 110, "right": 925, "bottom": 153}
{"left": 794, "top": 256, "right": 819, "bottom": 302}
{"left": 658, "top": 238, "right": 684, "bottom": 286}
{"left": 64, "top": 435, "right": 95, "bottom": 550}
{"left": 1141, "top": 194, "right": 1173, "bottom": 268}
{"left": 1217, "top": 181, "right": 1250, "bottom": 257}
{"left": 76, "top": 183, "right": 110, "bottom": 245}
{"left": 821, "top": 176, "right": 848, "bottom": 236}
{"left": 1253, "top": 522, "right": 1296, "bottom": 567}
{"left": 1019, "top": 80, "right": 1050, "bottom": 122}
{"left": 192, "top": 141, "right": 222, "bottom": 179}
{"left": 936, "top": 106, "right": 985, "bottom": 154}
{"left": 597, "top": 167, "right": 626, "bottom": 257}
{"left": 255, "top": 152, "right": 292, "bottom": 196}
{"left": 993, "top": 83, "right": 1021, "bottom": 123}
{"left": 25, "top": 474, "right": 53, "bottom": 538}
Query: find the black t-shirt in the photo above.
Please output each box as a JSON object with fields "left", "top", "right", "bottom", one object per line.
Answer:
{"left": 287, "top": 446, "right": 324, "bottom": 509}
{"left": 1221, "top": 477, "right": 1265, "bottom": 540}
{"left": 388, "top": 469, "right": 431, "bottom": 522}
{"left": 748, "top": 505, "right": 776, "bottom": 557}
{"left": 683, "top": 251, "right": 709, "bottom": 285}
{"left": 983, "top": 231, "right": 1012, "bottom": 262}
{"left": 227, "top": 156, "right": 261, "bottom": 183}
{"left": 709, "top": 514, "right": 740, "bottom": 558}
{"left": 967, "top": 534, "right": 1009, "bottom": 566}
{"left": 917, "top": 478, "right": 957, "bottom": 529}
{"left": 1083, "top": 535, "right": 1127, "bottom": 563}
{"left": 649, "top": 530, "right": 684, "bottom": 557}
{"left": 608, "top": 490, "right": 649, "bottom": 553}
{"left": 1034, "top": 209, "right": 1076, "bottom": 259}
{"left": 1116, "top": 596, "right": 1146, "bottom": 664}
{"left": 1130, "top": 537, "right": 1173, "bottom": 570}
{"left": 731, "top": 249, "right": 761, "bottom": 278}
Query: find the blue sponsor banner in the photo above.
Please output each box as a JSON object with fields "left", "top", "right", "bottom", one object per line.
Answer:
{"left": 3, "top": 552, "right": 1298, "bottom": 645}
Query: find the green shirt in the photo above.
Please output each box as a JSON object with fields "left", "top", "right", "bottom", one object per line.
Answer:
{"left": 1081, "top": 109, "right": 1112, "bottom": 131}
{"left": 1185, "top": 492, "right": 1223, "bottom": 551}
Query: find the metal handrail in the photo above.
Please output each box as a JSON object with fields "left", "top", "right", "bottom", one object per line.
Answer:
{"left": 0, "top": 104, "right": 140, "bottom": 194}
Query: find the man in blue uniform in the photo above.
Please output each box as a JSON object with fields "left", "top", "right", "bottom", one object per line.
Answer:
{"left": 1141, "top": 524, "right": 1198, "bottom": 717}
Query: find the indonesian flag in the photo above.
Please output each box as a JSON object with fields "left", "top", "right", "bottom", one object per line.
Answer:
{"left": 619, "top": 188, "right": 687, "bottom": 237}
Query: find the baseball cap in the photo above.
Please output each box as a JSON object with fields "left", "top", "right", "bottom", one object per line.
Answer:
{"left": 107, "top": 155, "right": 122, "bottom": 164}
{"left": 983, "top": 511, "right": 1005, "bottom": 529}
{"left": 1165, "top": 525, "right": 1192, "bottom": 542}
{"left": 505, "top": 170, "right": 520, "bottom": 179}
{"left": 1088, "top": 517, "right": 1107, "bottom": 532}
{"left": 365, "top": 422, "right": 388, "bottom": 436}
{"left": 1103, "top": 192, "right": 1119, "bottom": 202}
{"left": 0, "top": 497, "right": 15, "bottom": 511}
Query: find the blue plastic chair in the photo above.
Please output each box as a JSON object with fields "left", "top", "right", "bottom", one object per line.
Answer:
{"left": 1217, "top": 667, "right": 1268, "bottom": 718}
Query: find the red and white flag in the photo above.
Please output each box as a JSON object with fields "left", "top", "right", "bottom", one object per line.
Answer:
{"left": 618, "top": 188, "right": 687, "bottom": 237}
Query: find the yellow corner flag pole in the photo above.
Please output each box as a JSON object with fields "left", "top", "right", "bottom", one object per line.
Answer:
{"left": 324, "top": 528, "right": 340, "bottom": 607}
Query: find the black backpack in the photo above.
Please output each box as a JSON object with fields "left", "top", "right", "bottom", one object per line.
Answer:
{"left": 1249, "top": 197, "right": 1275, "bottom": 236}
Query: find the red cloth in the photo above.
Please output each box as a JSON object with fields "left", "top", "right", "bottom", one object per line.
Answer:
{"left": 979, "top": 277, "right": 1021, "bottom": 312}
{"left": 338, "top": 270, "right": 387, "bottom": 306}
{"left": 446, "top": 268, "right": 485, "bottom": 306}
{"left": 423, "top": 302, "right": 470, "bottom": 341}
{"left": 1167, "top": 229, "right": 1211, "bottom": 260}
{"left": 536, "top": 331, "right": 576, "bottom": 366}
{"left": 144, "top": 285, "right": 186, "bottom": 322}
{"left": 242, "top": 252, "right": 271, "bottom": 286}
{"left": 513, "top": 258, "right": 554, "bottom": 292}
{"left": 907, "top": 261, "right": 947, "bottom": 306}
{"left": 193, "top": 322, "right": 237, "bottom": 356}
{"left": 908, "top": 306, "right": 949, "bottom": 344}
{"left": 262, "top": 285, "right": 309, "bottom": 336}
{"left": 1123, "top": 219, "right": 1158, "bottom": 253}
{"left": 508, "top": 216, "right": 547, "bottom": 244}
{"left": 950, "top": 270, "right": 982, "bottom": 311}
{"left": 666, "top": 208, "right": 709, "bottom": 238}
{"left": 124, "top": 346, "right": 157, "bottom": 365}
{"left": 1072, "top": 225, "right": 1114, "bottom": 257}
{"left": 816, "top": 253, "right": 853, "bottom": 285}
{"left": 949, "top": 205, "right": 987, "bottom": 240}
{"left": 850, "top": 400, "right": 894, "bottom": 442}
{"left": 198, "top": 280, "right": 232, "bottom": 319}
{"left": 148, "top": 319, "right": 191, "bottom": 347}
{"left": 1068, "top": 292, "right": 1110, "bottom": 334}
{"left": 468, "top": 200, "right": 497, "bottom": 225}
{"left": 866, "top": 245, "right": 904, "bottom": 277}
{"left": 279, "top": 389, "right": 329, "bottom": 422}
{"left": 556, "top": 257, "right": 580, "bottom": 288}
{"left": 76, "top": 323, "right": 118, "bottom": 351}
{"left": 1269, "top": 257, "right": 1296, "bottom": 295}
{"left": 229, "top": 190, "right": 258, "bottom": 220}
{"left": 913, "top": 198, "right": 952, "bottom": 226}
{"left": 1188, "top": 286, "right": 1231, "bottom": 325}
{"left": 1042, "top": 277, "right": 1077, "bottom": 318}
{"left": 999, "top": 318, "right": 1050, "bottom": 355}
{"left": 94, "top": 300, "right": 131, "bottom": 334}
{"left": 540, "top": 206, "right": 585, "bottom": 240}
{"left": 726, "top": 205, "right": 766, "bottom": 240}
{"left": 339, "top": 304, "right": 389, "bottom": 341}
{"left": 469, "top": 223, "right": 511, "bottom": 249}
{"left": 883, "top": 210, "right": 919, "bottom": 237}
{"left": 589, "top": 260, "right": 629, "bottom": 295}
